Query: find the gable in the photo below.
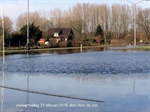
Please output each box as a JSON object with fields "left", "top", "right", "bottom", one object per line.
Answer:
{"left": 47, "top": 28, "right": 73, "bottom": 39}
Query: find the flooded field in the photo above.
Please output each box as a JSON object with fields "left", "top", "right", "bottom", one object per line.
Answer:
{"left": 0, "top": 49, "right": 150, "bottom": 112}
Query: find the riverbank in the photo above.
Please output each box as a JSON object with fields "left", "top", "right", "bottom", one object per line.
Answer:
{"left": 0, "top": 44, "right": 150, "bottom": 55}
{"left": 107, "top": 44, "right": 150, "bottom": 51}
{"left": 0, "top": 45, "right": 111, "bottom": 54}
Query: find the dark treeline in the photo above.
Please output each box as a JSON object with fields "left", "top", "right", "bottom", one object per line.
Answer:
{"left": 0, "top": 3, "right": 150, "bottom": 47}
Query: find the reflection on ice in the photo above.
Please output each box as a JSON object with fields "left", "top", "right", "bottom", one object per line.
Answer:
{"left": 1, "top": 54, "right": 5, "bottom": 112}
{"left": 1, "top": 72, "right": 150, "bottom": 112}
{"left": 0, "top": 72, "right": 4, "bottom": 112}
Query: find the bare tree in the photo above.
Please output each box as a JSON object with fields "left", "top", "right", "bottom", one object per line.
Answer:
{"left": 66, "top": 3, "right": 83, "bottom": 41}
{"left": 137, "top": 8, "right": 150, "bottom": 41}
{"left": 14, "top": 2, "right": 149, "bottom": 44}
{"left": 16, "top": 13, "right": 26, "bottom": 31}
{"left": 98, "top": 4, "right": 110, "bottom": 43}
{"left": 119, "top": 4, "right": 132, "bottom": 38}
{"left": 0, "top": 27, "right": 2, "bottom": 48}
{"left": 0, "top": 16, "right": 12, "bottom": 48}
{"left": 16, "top": 11, "right": 49, "bottom": 31}
{"left": 0, "top": 16, "right": 13, "bottom": 34}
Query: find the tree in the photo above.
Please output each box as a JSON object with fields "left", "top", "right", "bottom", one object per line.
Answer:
{"left": 0, "top": 16, "right": 12, "bottom": 39}
{"left": 137, "top": 8, "right": 150, "bottom": 41}
{"left": 16, "top": 11, "right": 48, "bottom": 31}
{"left": 94, "top": 24, "right": 104, "bottom": 44}
{"left": 20, "top": 22, "right": 42, "bottom": 46}
{"left": 2, "top": 16, "right": 12, "bottom": 35}
{"left": 16, "top": 13, "right": 26, "bottom": 31}
{"left": 0, "top": 26, "right": 2, "bottom": 35}
{"left": 0, "top": 16, "right": 13, "bottom": 47}
{"left": 95, "top": 24, "right": 103, "bottom": 37}
{"left": 14, "top": 3, "right": 149, "bottom": 45}
{"left": 0, "top": 26, "right": 2, "bottom": 48}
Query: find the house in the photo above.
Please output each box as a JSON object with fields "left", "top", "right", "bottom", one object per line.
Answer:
{"left": 47, "top": 28, "right": 74, "bottom": 43}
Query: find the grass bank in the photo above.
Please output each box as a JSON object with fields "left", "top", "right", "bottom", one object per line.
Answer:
{"left": 1, "top": 44, "right": 150, "bottom": 54}
{"left": 109, "top": 45, "right": 150, "bottom": 51}
{"left": 0, "top": 45, "right": 110, "bottom": 54}
{"left": 136, "top": 45, "right": 150, "bottom": 49}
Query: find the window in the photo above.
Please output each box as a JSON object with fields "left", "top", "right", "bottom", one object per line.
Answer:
{"left": 65, "top": 38, "right": 67, "bottom": 41}
{"left": 54, "top": 32, "right": 59, "bottom": 37}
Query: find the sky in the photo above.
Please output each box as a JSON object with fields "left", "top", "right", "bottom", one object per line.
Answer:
{"left": 0, "top": 0, "right": 150, "bottom": 29}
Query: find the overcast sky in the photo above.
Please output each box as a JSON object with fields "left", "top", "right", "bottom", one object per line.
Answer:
{"left": 1, "top": 0, "right": 150, "bottom": 25}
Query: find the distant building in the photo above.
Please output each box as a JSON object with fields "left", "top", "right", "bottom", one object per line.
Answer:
{"left": 38, "top": 38, "right": 45, "bottom": 44}
{"left": 47, "top": 28, "right": 74, "bottom": 43}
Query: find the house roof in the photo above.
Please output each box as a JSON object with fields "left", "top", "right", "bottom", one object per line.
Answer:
{"left": 47, "top": 28, "right": 73, "bottom": 39}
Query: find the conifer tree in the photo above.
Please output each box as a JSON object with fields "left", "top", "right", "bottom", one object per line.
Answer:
{"left": 95, "top": 24, "right": 103, "bottom": 38}
{"left": 20, "top": 22, "right": 42, "bottom": 46}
